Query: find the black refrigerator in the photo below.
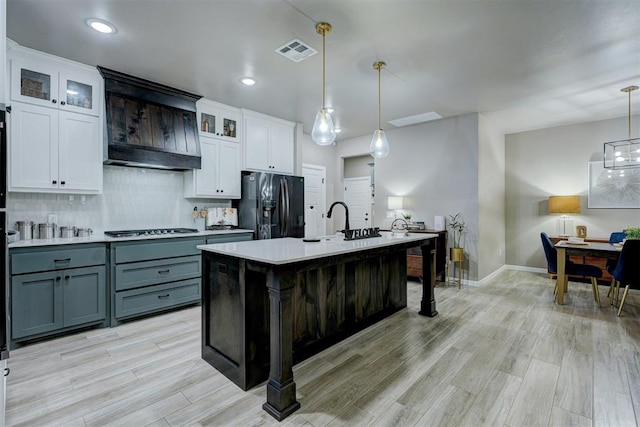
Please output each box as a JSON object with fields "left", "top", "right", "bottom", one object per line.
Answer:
{"left": 1, "top": 105, "right": 9, "bottom": 361}
{"left": 238, "top": 171, "right": 304, "bottom": 239}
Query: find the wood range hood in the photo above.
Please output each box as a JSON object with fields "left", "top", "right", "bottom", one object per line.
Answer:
{"left": 97, "top": 66, "right": 202, "bottom": 171}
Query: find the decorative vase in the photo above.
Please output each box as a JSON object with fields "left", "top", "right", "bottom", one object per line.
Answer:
{"left": 450, "top": 247, "right": 464, "bottom": 261}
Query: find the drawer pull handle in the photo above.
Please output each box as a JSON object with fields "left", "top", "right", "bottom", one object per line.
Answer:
{"left": 56, "top": 276, "right": 61, "bottom": 281}
{"left": 54, "top": 258, "right": 71, "bottom": 263}
{"left": 158, "top": 294, "right": 170, "bottom": 299}
{"left": 4, "top": 368, "right": 10, "bottom": 377}
{"left": 158, "top": 269, "right": 170, "bottom": 274}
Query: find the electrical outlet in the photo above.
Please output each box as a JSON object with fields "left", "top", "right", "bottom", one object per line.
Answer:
{"left": 386, "top": 211, "right": 394, "bottom": 219}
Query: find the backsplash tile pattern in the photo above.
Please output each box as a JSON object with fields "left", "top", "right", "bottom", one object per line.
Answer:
{"left": 8, "top": 166, "right": 230, "bottom": 233}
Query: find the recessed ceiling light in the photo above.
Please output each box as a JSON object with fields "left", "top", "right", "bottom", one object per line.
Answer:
{"left": 334, "top": 128, "right": 342, "bottom": 133}
{"left": 240, "top": 77, "right": 257, "bottom": 86}
{"left": 86, "top": 18, "right": 116, "bottom": 34}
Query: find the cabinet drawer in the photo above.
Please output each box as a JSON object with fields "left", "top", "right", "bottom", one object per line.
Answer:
{"left": 114, "top": 278, "right": 200, "bottom": 319}
{"left": 205, "top": 233, "right": 253, "bottom": 244}
{"left": 11, "top": 245, "right": 106, "bottom": 275}
{"left": 114, "top": 237, "right": 203, "bottom": 263}
{"left": 115, "top": 255, "right": 201, "bottom": 291}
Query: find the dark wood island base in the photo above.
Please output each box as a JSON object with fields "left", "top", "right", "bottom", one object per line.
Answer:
{"left": 200, "top": 234, "right": 437, "bottom": 421}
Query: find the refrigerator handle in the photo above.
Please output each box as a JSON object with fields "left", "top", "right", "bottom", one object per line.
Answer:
{"left": 279, "top": 179, "right": 287, "bottom": 236}
{"left": 284, "top": 178, "right": 290, "bottom": 236}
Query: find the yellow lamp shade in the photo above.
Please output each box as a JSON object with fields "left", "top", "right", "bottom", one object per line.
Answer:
{"left": 549, "top": 196, "right": 581, "bottom": 214}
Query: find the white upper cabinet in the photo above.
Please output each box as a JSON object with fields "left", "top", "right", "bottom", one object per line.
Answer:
{"left": 10, "top": 57, "right": 101, "bottom": 116}
{"left": 10, "top": 102, "right": 102, "bottom": 193}
{"left": 7, "top": 44, "right": 103, "bottom": 194}
{"left": 242, "top": 109, "right": 294, "bottom": 175}
{"left": 183, "top": 136, "right": 241, "bottom": 199}
{"left": 196, "top": 99, "right": 242, "bottom": 143}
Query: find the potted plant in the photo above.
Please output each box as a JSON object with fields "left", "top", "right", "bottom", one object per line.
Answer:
{"left": 402, "top": 213, "right": 412, "bottom": 222}
{"left": 448, "top": 213, "right": 466, "bottom": 262}
{"left": 624, "top": 226, "right": 640, "bottom": 239}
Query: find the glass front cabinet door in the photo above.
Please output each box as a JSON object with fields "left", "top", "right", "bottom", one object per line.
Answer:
{"left": 58, "top": 71, "right": 101, "bottom": 116}
{"left": 11, "top": 58, "right": 100, "bottom": 117}
{"left": 196, "top": 99, "right": 242, "bottom": 143}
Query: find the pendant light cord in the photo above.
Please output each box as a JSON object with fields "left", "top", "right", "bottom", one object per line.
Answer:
{"left": 628, "top": 88, "right": 632, "bottom": 141}
{"left": 373, "top": 61, "right": 386, "bottom": 131}
{"left": 377, "top": 65, "right": 381, "bottom": 130}
{"left": 322, "top": 30, "right": 326, "bottom": 109}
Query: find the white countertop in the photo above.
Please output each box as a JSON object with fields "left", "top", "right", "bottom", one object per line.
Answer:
{"left": 8, "top": 229, "right": 254, "bottom": 249}
{"left": 197, "top": 232, "right": 437, "bottom": 265}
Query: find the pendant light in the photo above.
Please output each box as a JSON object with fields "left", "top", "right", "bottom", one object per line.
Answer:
{"left": 370, "top": 61, "right": 390, "bottom": 158}
{"left": 604, "top": 85, "right": 640, "bottom": 169}
{"left": 311, "top": 22, "right": 336, "bottom": 146}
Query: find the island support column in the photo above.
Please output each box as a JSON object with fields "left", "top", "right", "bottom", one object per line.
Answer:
{"left": 262, "top": 268, "right": 301, "bottom": 420}
{"left": 419, "top": 239, "right": 438, "bottom": 317}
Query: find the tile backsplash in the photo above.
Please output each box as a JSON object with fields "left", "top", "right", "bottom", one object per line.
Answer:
{"left": 8, "top": 166, "right": 230, "bottom": 233}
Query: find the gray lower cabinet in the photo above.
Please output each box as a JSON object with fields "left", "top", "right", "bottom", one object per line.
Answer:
{"left": 110, "top": 236, "right": 204, "bottom": 325}
{"left": 10, "top": 244, "right": 107, "bottom": 347}
{"left": 110, "top": 232, "right": 252, "bottom": 325}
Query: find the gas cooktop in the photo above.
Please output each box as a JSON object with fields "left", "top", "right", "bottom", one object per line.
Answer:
{"left": 104, "top": 228, "right": 199, "bottom": 238}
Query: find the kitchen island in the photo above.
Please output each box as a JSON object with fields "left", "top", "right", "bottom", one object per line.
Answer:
{"left": 198, "top": 231, "right": 438, "bottom": 420}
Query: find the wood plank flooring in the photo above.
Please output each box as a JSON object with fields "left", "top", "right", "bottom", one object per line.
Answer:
{"left": 6, "top": 270, "right": 640, "bottom": 426}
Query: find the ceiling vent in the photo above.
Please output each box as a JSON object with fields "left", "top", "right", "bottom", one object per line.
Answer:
{"left": 275, "top": 39, "right": 317, "bottom": 62}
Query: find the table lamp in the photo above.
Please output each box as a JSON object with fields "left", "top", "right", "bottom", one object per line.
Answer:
{"left": 388, "top": 196, "right": 403, "bottom": 219}
{"left": 549, "top": 195, "right": 581, "bottom": 237}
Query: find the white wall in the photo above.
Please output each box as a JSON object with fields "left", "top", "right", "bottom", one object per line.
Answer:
{"left": 337, "top": 114, "right": 483, "bottom": 280}
{"left": 478, "top": 114, "right": 506, "bottom": 278}
{"left": 298, "top": 130, "right": 337, "bottom": 233}
{"left": 344, "top": 155, "right": 371, "bottom": 179}
{"left": 505, "top": 114, "right": 640, "bottom": 269}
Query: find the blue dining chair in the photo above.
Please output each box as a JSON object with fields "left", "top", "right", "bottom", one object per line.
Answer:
{"left": 606, "top": 231, "right": 626, "bottom": 298}
{"left": 540, "top": 232, "right": 603, "bottom": 306}
{"left": 611, "top": 239, "right": 640, "bottom": 316}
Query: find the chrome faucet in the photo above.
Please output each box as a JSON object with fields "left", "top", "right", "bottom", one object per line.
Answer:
{"left": 327, "top": 201, "right": 350, "bottom": 232}
{"left": 391, "top": 218, "right": 408, "bottom": 230}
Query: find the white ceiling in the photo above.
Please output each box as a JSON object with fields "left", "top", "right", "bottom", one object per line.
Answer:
{"left": 6, "top": 0, "right": 640, "bottom": 142}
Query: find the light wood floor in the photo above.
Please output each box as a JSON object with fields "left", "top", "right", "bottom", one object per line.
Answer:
{"left": 6, "top": 270, "right": 640, "bottom": 426}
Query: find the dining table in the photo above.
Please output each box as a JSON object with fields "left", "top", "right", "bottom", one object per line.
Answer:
{"left": 555, "top": 240, "right": 622, "bottom": 305}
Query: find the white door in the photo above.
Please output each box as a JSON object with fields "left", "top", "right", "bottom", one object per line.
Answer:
{"left": 302, "top": 164, "right": 326, "bottom": 238}
{"left": 218, "top": 141, "right": 241, "bottom": 198}
{"left": 9, "top": 102, "right": 59, "bottom": 191}
{"left": 344, "top": 177, "right": 372, "bottom": 230}
{"left": 194, "top": 138, "right": 218, "bottom": 196}
{"left": 270, "top": 124, "right": 294, "bottom": 175}
{"left": 244, "top": 118, "right": 269, "bottom": 171}
{"left": 58, "top": 111, "right": 101, "bottom": 192}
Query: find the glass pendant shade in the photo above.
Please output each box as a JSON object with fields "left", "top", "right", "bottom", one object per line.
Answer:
{"left": 312, "top": 108, "right": 336, "bottom": 145}
{"left": 370, "top": 129, "right": 389, "bottom": 158}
